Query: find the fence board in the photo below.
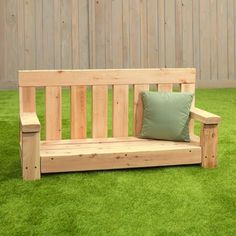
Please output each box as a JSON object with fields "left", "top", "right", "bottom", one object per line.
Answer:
{"left": 1, "top": 0, "right": 236, "bottom": 88}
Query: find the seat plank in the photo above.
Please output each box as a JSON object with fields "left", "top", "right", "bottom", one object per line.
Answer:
{"left": 40, "top": 138, "right": 201, "bottom": 173}
{"left": 45, "top": 87, "right": 61, "bottom": 140}
{"left": 112, "top": 85, "right": 129, "bottom": 137}
{"left": 92, "top": 85, "right": 108, "bottom": 138}
{"left": 70, "top": 86, "right": 87, "bottom": 139}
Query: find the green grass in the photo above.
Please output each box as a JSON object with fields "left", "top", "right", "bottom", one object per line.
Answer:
{"left": 0, "top": 88, "right": 236, "bottom": 235}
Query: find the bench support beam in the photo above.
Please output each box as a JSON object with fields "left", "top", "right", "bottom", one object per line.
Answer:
{"left": 200, "top": 124, "right": 218, "bottom": 168}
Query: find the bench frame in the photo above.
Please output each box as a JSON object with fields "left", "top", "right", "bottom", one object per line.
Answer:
{"left": 19, "top": 68, "right": 220, "bottom": 180}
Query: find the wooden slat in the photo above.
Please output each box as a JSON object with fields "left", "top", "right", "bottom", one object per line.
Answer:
{"left": 41, "top": 145, "right": 201, "bottom": 173}
{"left": 45, "top": 87, "right": 61, "bottom": 140}
{"left": 157, "top": 84, "right": 173, "bottom": 92}
{"left": 19, "top": 87, "right": 36, "bottom": 112}
{"left": 92, "top": 85, "right": 108, "bottom": 138}
{"left": 190, "top": 108, "right": 221, "bottom": 124}
{"left": 70, "top": 86, "right": 87, "bottom": 139}
{"left": 112, "top": 85, "right": 128, "bottom": 137}
{"left": 133, "top": 84, "right": 149, "bottom": 136}
{"left": 181, "top": 83, "right": 195, "bottom": 135}
{"left": 19, "top": 68, "right": 196, "bottom": 86}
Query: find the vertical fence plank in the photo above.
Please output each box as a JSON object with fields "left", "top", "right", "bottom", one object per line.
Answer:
{"left": 45, "top": 87, "right": 61, "bottom": 140}
{"left": 112, "top": 85, "right": 129, "bottom": 137}
{"left": 158, "top": 0, "right": 165, "bottom": 68}
{"left": 92, "top": 86, "right": 108, "bottom": 138}
{"left": 105, "top": 0, "right": 112, "bottom": 68}
{"left": 0, "top": 0, "right": 6, "bottom": 83}
{"left": 54, "top": 0, "right": 61, "bottom": 69}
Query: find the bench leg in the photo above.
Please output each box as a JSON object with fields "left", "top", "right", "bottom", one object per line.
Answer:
{"left": 22, "top": 132, "right": 40, "bottom": 180}
{"left": 200, "top": 124, "right": 218, "bottom": 168}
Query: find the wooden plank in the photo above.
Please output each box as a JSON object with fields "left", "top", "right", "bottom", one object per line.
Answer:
{"left": 112, "top": 0, "right": 123, "bottom": 68}
{"left": 165, "top": 0, "right": 176, "bottom": 67}
{"left": 105, "top": 0, "right": 112, "bottom": 68}
{"left": 140, "top": 0, "right": 148, "bottom": 67}
{"left": 217, "top": 0, "right": 228, "bottom": 80}
{"left": 20, "top": 112, "right": 40, "bottom": 132}
{"left": 227, "top": 0, "right": 235, "bottom": 80}
{"left": 35, "top": 0, "right": 43, "bottom": 69}
{"left": 181, "top": 83, "right": 195, "bottom": 136}
{"left": 147, "top": 0, "right": 158, "bottom": 67}
{"left": 122, "top": 0, "right": 130, "bottom": 68}
{"left": 61, "top": 0, "right": 72, "bottom": 69}
{"left": 70, "top": 86, "right": 87, "bottom": 139}
{"left": 200, "top": 0, "right": 211, "bottom": 82}
{"left": 45, "top": 87, "right": 61, "bottom": 140}
{"left": 54, "top": 0, "right": 61, "bottom": 69}
{"left": 192, "top": 0, "right": 200, "bottom": 80}
{"left": 19, "top": 87, "right": 36, "bottom": 112}
{"left": 22, "top": 132, "right": 40, "bottom": 180}
{"left": 201, "top": 124, "right": 218, "bottom": 168}
{"left": 72, "top": 0, "right": 79, "bottom": 69}
{"left": 112, "top": 85, "right": 129, "bottom": 137}
{"left": 19, "top": 68, "right": 196, "bottom": 86}
{"left": 95, "top": 0, "right": 105, "bottom": 68}
{"left": 182, "top": 0, "right": 193, "bottom": 67}
{"left": 41, "top": 147, "right": 201, "bottom": 173}
{"left": 43, "top": 0, "right": 54, "bottom": 68}
{"left": 0, "top": 0, "right": 6, "bottom": 83}
{"left": 190, "top": 108, "right": 221, "bottom": 124}
{"left": 210, "top": 0, "right": 218, "bottom": 81}
{"left": 92, "top": 86, "right": 108, "bottom": 138}
{"left": 157, "top": 0, "right": 165, "bottom": 67}
{"left": 157, "top": 84, "right": 173, "bottom": 92}
{"left": 175, "top": 0, "right": 183, "bottom": 67}
{"left": 6, "top": 0, "right": 19, "bottom": 81}
{"left": 133, "top": 84, "right": 149, "bottom": 136}
{"left": 129, "top": 0, "right": 141, "bottom": 68}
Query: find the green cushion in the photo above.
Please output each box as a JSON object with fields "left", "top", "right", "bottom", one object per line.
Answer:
{"left": 140, "top": 91, "right": 193, "bottom": 142}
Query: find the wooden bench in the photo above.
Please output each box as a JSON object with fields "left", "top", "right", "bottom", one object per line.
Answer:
{"left": 19, "top": 68, "right": 221, "bottom": 180}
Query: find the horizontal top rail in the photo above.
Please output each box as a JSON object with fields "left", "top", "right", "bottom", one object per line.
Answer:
{"left": 18, "top": 68, "right": 196, "bottom": 87}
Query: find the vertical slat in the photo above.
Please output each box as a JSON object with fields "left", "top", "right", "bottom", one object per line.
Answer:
{"left": 181, "top": 83, "right": 195, "bottom": 136}
{"left": 0, "top": 0, "right": 6, "bottom": 83}
{"left": 157, "top": 84, "right": 173, "bottom": 92}
{"left": 175, "top": 0, "right": 183, "bottom": 67}
{"left": 182, "top": 0, "right": 193, "bottom": 67}
{"left": 217, "top": 0, "right": 228, "bottom": 81}
{"left": 122, "top": 0, "right": 130, "bottom": 68}
{"left": 112, "top": 85, "right": 129, "bottom": 137}
{"left": 147, "top": 0, "right": 158, "bottom": 68}
{"left": 105, "top": 0, "right": 112, "bottom": 68}
{"left": 158, "top": 0, "right": 165, "bottom": 67}
{"left": 19, "top": 87, "right": 36, "bottom": 113}
{"left": 61, "top": 0, "right": 72, "bottom": 68}
{"left": 70, "top": 86, "right": 87, "bottom": 139}
{"left": 133, "top": 84, "right": 149, "bottom": 136}
{"left": 54, "top": 0, "right": 61, "bottom": 69}
{"left": 92, "top": 86, "right": 108, "bottom": 138}
{"left": 130, "top": 0, "right": 141, "bottom": 68}
{"left": 200, "top": 0, "right": 210, "bottom": 82}
{"left": 45, "top": 87, "right": 61, "bottom": 140}
{"left": 112, "top": 0, "right": 123, "bottom": 68}
{"left": 72, "top": 0, "right": 79, "bottom": 69}
{"left": 165, "top": 0, "right": 176, "bottom": 67}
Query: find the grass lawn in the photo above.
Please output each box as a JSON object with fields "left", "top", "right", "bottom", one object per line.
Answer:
{"left": 0, "top": 88, "right": 236, "bottom": 235}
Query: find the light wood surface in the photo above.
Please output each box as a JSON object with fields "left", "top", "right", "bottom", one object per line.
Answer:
{"left": 19, "top": 87, "right": 36, "bottom": 113}
{"left": 20, "top": 112, "right": 40, "bottom": 133}
{"left": 112, "top": 85, "right": 128, "bottom": 137}
{"left": 201, "top": 124, "right": 218, "bottom": 168}
{"left": 19, "top": 68, "right": 196, "bottom": 87}
{"left": 191, "top": 108, "right": 221, "bottom": 124}
{"left": 45, "top": 87, "right": 61, "bottom": 140}
{"left": 70, "top": 86, "right": 87, "bottom": 139}
{"left": 92, "top": 85, "right": 108, "bottom": 138}
{"left": 40, "top": 138, "right": 201, "bottom": 173}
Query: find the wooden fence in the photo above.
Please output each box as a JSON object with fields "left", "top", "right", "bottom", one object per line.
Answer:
{"left": 0, "top": 0, "right": 236, "bottom": 88}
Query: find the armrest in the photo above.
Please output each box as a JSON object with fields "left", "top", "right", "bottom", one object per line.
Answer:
{"left": 20, "top": 112, "right": 40, "bottom": 132}
{"left": 190, "top": 107, "right": 221, "bottom": 125}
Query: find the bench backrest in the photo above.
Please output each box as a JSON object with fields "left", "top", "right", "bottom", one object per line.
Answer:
{"left": 19, "top": 68, "right": 196, "bottom": 140}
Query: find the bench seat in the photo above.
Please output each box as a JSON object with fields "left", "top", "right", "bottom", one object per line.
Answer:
{"left": 40, "top": 137, "right": 201, "bottom": 173}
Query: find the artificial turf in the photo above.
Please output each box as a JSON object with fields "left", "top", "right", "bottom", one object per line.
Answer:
{"left": 0, "top": 88, "right": 235, "bottom": 235}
